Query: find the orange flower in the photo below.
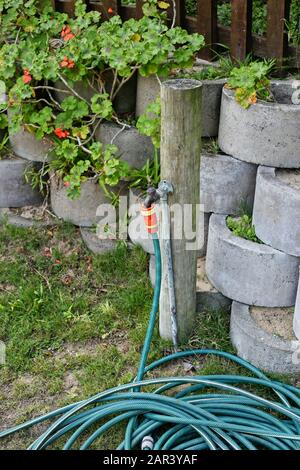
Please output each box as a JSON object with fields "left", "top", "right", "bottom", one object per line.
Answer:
{"left": 55, "top": 128, "right": 70, "bottom": 139}
{"left": 249, "top": 92, "right": 257, "bottom": 105}
{"left": 61, "top": 25, "right": 75, "bottom": 41}
{"left": 60, "top": 56, "right": 75, "bottom": 69}
{"left": 108, "top": 7, "right": 114, "bottom": 14}
{"left": 22, "top": 68, "right": 32, "bottom": 84}
{"left": 63, "top": 181, "right": 70, "bottom": 187}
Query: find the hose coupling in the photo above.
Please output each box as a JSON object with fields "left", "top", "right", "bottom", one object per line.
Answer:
{"left": 141, "top": 435, "right": 154, "bottom": 450}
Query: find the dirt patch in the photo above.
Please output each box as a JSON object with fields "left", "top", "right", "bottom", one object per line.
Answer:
{"left": 197, "top": 257, "right": 216, "bottom": 292}
{"left": 250, "top": 306, "right": 296, "bottom": 341}
{"left": 277, "top": 169, "right": 300, "bottom": 191}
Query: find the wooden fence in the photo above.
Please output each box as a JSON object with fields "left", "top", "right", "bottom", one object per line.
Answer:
{"left": 52, "top": 1, "right": 300, "bottom": 67}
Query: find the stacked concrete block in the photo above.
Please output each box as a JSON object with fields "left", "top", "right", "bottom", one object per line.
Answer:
{"left": 206, "top": 80, "right": 300, "bottom": 373}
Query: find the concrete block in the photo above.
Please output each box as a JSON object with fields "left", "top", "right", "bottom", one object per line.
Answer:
{"left": 0, "top": 158, "right": 42, "bottom": 207}
{"left": 95, "top": 122, "right": 154, "bottom": 169}
{"left": 9, "top": 127, "right": 53, "bottom": 162}
{"left": 206, "top": 214, "right": 300, "bottom": 307}
{"left": 200, "top": 153, "right": 257, "bottom": 214}
{"left": 253, "top": 166, "right": 300, "bottom": 257}
{"left": 218, "top": 83, "right": 300, "bottom": 168}
{"left": 50, "top": 174, "right": 123, "bottom": 227}
{"left": 231, "top": 301, "right": 300, "bottom": 374}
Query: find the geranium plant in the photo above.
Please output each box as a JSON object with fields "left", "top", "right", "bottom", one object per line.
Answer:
{"left": 226, "top": 59, "right": 275, "bottom": 109}
{"left": 0, "top": 0, "right": 204, "bottom": 199}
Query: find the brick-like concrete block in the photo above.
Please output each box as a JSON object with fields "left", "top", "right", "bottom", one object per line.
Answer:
{"left": 201, "top": 153, "right": 257, "bottom": 214}
{"left": 206, "top": 214, "right": 300, "bottom": 307}
{"left": 0, "top": 159, "right": 42, "bottom": 207}
{"left": 253, "top": 166, "right": 300, "bottom": 257}
{"left": 95, "top": 122, "right": 154, "bottom": 169}
{"left": 218, "top": 83, "right": 300, "bottom": 168}
{"left": 231, "top": 301, "right": 300, "bottom": 374}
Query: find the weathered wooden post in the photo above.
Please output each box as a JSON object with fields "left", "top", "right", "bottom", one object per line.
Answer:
{"left": 159, "top": 79, "right": 202, "bottom": 343}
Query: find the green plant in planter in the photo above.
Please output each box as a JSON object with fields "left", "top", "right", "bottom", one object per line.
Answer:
{"left": 226, "top": 59, "right": 275, "bottom": 109}
{"left": 227, "top": 214, "right": 261, "bottom": 244}
{"left": 0, "top": 0, "right": 204, "bottom": 200}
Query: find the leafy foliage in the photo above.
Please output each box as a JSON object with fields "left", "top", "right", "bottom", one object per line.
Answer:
{"left": 227, "top": 215, "right": 261, "bottom": 244}
{"left": 0, "top": 0, "right": 204, "bottom": 199}
{"left": 226, "top": 59, "right": 275, "bottom": 108}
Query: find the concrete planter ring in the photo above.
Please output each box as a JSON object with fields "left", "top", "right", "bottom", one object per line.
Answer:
{"left": 136, "top": 73, "right": 226, "bottom": 137}
{"left": 230, "top": 302, "right": 300, "bottom": 374}
{"left": 218, "top": 81, "right": 300, "bottom": 168}
{"left": 9, "top": 127, "right": 53, "bottom": 162}
{"left": 50, "top": 173, "right": 126, "bottom": 227}
{"left": 0, "top": 158, "right": 42, "bottom": 207}
{"left": 200, "top": 153, "right": 257, "bottom": 215}
{"left": 253, "top": 166, "right": 300, "bottom": 257}
{"left": 206, "top": 214, "right": 300, "bottom": 307}
{"left": 95, "top": 122, "right": 154, "bottom": 170}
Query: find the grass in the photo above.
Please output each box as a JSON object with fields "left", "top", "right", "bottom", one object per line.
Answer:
{"left": 0, "top": 221, "right": 298, "bottom": 449}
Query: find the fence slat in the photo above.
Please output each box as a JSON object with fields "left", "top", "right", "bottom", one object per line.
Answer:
{"left": 56, "top": 0, "right": 76, "bottom": 16}
{"left": 230, "top": 0, "right": 253, "bottom": 61}
{"left": 135, "top": 0, "right": 143, "bottom": 19}
{"left": 266, "top": 0, "right": 291, "bottom": 66}
{"left": 197, "top": 0, "right": 217, "bottom": 60}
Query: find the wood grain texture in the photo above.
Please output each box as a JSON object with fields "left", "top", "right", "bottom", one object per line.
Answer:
{"left": 160, "top": 79, "right": 202, "bottom": 342}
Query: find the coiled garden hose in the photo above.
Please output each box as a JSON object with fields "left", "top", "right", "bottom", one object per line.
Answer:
{"left": 1, "top": 234, "right": 300, "bottom": 450}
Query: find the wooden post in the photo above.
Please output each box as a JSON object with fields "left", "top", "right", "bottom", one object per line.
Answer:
{"left": 160, "top": 79, "right": 202, "bottom": 343}
{"left": 230, "top": 0, "right": 253, "bottom": 61}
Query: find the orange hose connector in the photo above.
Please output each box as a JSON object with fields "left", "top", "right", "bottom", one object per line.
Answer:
{"left": 140, "top": 204, "right": 158, "bottom": 234}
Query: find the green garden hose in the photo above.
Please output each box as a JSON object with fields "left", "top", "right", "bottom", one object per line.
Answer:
{"left": 1, "top": 233, "right": 300, "bottom": 450}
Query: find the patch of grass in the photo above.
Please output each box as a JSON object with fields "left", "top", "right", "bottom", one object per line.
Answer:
{"left": 0, "top": 222, "right": 297, "bottom": 450}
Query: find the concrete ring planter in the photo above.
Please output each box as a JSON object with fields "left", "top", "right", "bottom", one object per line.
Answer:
{"left": 253, "top": 166, "right": 300, "bottom": 257}
{"left": 95, "top": 122, "right": 154, "bottom": 169}
{"left": 9, "top": 127, "right": 53, "bottom": 162}
{"left": 200, "top": 153, "right": 257, "bottom": 214}
{"left": 218, "top": 82, "right": 300, "bottom": 168}
{"left": 53, "top": 72, "right": 137, "bottom": 115}
{"left": 136, "top": 73, "right": 226, "bottom": 137}
{"left": 50, "top": 174, "right": 126, "bottom": 227}
{"left": 206, "top": 214, "right": 300, "bottom": 307}
{"left": 230, "top": 301, "right": 300, "bottom": 374}
{"left": 0, "top": 158, "right": 43, "bottom": 207}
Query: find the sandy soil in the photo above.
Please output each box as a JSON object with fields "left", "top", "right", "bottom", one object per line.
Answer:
{"left": 250, "top": 306, "right": 296, "bottom": 341}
